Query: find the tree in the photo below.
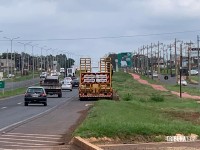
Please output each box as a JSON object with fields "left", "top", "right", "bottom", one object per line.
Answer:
{"left": 108, "top": 53, "right": 117, "bottom": 70}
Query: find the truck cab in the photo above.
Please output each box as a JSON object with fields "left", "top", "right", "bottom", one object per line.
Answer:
{"left": 40, "top": 76, "right": 62, "bottom": 98}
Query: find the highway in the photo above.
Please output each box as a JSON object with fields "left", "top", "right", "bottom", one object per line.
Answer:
{"left": 0, "top": 88, "right": 93, "bottom": 149}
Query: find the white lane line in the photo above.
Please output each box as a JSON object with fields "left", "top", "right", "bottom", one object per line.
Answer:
{"left": 5, "top": 133, "right": 62, "bottom": 137}
{"left": 17, "top": 102, "right": 22, "bottom": 105}
{"left": 0, "top": 137, "right": 61, "bottom": 143}
{"left": 0, "top": 140, "right": 45, "bottom": 145}
{"left": 4, "top": 145, "right": 62, "bottom": 148}
{"left": 2, "top": 134, "right": 61, "bottom": 140}
{"left": 1, "top": 107, "right": 7, "bottom": 109}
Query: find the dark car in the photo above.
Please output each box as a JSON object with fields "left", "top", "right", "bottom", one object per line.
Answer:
{"left": 24, "top": 86, "right": 47, "bottom": 106}
{"left": 71, "top": 78, "right": 80, "bottom": 87}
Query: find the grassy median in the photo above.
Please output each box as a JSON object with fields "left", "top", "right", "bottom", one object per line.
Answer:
{"left": 74, "top": 71, "right": 200, "bottom": 142}
{"left": 0, "top": 87, "right": 27, "bottom": 99}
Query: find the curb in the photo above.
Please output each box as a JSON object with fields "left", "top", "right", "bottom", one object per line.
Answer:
{"left": 72, "top": 136, "right": 103, "bottom": 150}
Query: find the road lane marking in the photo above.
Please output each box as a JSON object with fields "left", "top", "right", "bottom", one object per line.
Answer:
{"left": 0, "top": 140, "right": 45, "bottom": 145}
{"left": 4, "top": 145, "right": 67, "bottom": 148}
{"left": 0, "top": 137, "right": 61, "bottom": 143}
{"left": 5, "top": 133, "right": 62, "bottom": 137}
{"left": 1, "top": 107, "right": 7, "bottom": 109}
{"left": 17, "top": 102, "right": 22, "bottom": 105}
{"left": 85, "top": 104, "right": 93, "bottom": 107}
{"left": 3, "top": 134, "right": 61, "bottom": 139}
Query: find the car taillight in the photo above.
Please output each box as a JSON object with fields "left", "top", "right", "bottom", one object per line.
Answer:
{"left": 25, "top": 93, "right": 30, "bottom": 97}
{"left": 40, "top": 93, "right": 46, "bottom": 97}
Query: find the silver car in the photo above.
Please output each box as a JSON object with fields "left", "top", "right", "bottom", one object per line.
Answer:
{"left": 61, "top": 80, "right": 72, "bottom": 91}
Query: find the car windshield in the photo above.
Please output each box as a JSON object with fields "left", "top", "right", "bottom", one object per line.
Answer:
{"left": 72, "top": 79, "right": 79, "bottom": 82}
{"left": 27, "top": 88, "right": 44, "bottom": 94}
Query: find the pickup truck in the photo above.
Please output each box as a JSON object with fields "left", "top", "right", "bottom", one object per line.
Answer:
{"left": 40, "top": 75, "right": 62, "bottom": 98}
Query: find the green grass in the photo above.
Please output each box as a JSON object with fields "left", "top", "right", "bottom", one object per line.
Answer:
{"left": 0, "top": 87, "right": 27, "bottom": 99}
{"left": 74, "top": 71, "right": 200, "bottom": 142}
{"left": 190, "top": 76, "right": 200, "bottom": 82}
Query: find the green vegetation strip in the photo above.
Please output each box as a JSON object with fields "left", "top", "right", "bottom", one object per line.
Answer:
{"left": 74, "top": 72, "right": 200, "bottom": 142}
{"left": 0, "top": 87, "right": 27, "bottom": 99}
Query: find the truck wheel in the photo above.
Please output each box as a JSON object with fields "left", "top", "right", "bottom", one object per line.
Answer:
{"left": 24, "top": 102, "right": 28, "bottom": 106}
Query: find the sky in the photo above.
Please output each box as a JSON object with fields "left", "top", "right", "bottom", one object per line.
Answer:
{"left": 0, "top": 0, "right": 200, "bottom": 65}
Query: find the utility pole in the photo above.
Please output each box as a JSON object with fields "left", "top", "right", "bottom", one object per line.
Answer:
{"left": 6, "top": 49, "right": 9, "bottom": 75}
{"left": 143, "top": 45, "right": 145, "bottom": 75}
{"left": 151, "top": 43, "right": 153, "bottom": 79}
{"left": 180, "top": 43, "right": 183, "bottom": 98}
{"left": 18, "top": 42, "right": 31, "bottom": 75}
{"left": 162, "top": 45, "right": 165, "bottom": 74}
{"left": 158, "top": 41, "right": 160, "bottom": 74}
{"left": 146, "top": 45, "right": 149, "bottom": 76}
{"left": 175, "top": 38, "right": 178, "bottom": 82}
{"left": 40, "top": 46, "right": 47, "bottom": 72}
{"left": 170, "top": 44, "right": 172, "bottom": 76}
{"left": 197, "top": 35, "right": 200, "bottom": 89}
{"left": 157, "top": 41, "right": 163, "bottom": 79}
{"left": 137, "top": 48, "right": 140, "bottom": 73}
{"left": 29, "top": 44, "right": 38, "bottom": 79}
{"left": 4, "top": 37, "right": 20, "bottom": 75}
{"left": 185, "top": 41, "right": 194, "bottom": 81}
{"left": 41, "top": 47, "right": 43, "bottom": 72}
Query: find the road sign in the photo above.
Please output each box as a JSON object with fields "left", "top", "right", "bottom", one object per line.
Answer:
{"left": 117, "top": 52, "right": 132, "bottom": 68}
{"left": 0, "top": 81, "right": 5, "bottom": 88}
{"left": 164, "top": 76, "right": 168, "bottom": 80}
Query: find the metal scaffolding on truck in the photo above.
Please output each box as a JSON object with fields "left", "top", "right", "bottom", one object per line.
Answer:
{"left": 79, "top": 57, "right": 113, "bottom": 100}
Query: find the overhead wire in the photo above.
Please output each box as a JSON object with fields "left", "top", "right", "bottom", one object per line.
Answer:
{"left": 0, "top": 29, "right": 200, "bottom": 42}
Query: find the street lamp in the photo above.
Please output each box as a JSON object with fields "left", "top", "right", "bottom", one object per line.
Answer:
{"left": 39, "top": 46, "right": 47, "bottom": 72}
{"left": 4, "top": 36, "right": 20, "bottom": 75}
{"left": 173, "top": 39, "right": 183, "bottom": 82}
{"left": 18, "top": 41, "right": 32, "bottom": 75}
{"left": 197, "top": 35, "right": 200, "bottom": 89}
{"left": 45, "top": 48, "right": 52, "bottom": 72}
{"left": 29, "top": 43, "right": 39, "bottom": 79}
{"left": 150, "top": 43, "right": 157, "bottom": 79}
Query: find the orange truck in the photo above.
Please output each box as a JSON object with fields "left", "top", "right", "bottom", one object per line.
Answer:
{"left": 79, "top": 57, "right": 113, "bottom": 100}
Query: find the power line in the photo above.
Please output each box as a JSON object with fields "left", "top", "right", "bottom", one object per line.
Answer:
{"left": 1, "top": 29, "right": 200, "bottom": 42}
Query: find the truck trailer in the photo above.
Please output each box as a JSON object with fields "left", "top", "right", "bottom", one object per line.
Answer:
{"left": 79, "top": 57, "right": 113, "bottom": 100}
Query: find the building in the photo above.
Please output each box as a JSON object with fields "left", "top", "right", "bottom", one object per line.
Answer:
{"left": 0, "top": 59, "right": 15, "bottom": 73}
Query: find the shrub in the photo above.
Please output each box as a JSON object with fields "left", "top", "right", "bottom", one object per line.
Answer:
{"left": 150, "top": 93, "right": 164, "bottom": 102}
{"left": 123, "top": 93, "right": 132, "bottom": 101}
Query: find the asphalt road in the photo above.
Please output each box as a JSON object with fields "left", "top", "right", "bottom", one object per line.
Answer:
{"left": 0, "top": 88, "right": 93, "bottom": 149}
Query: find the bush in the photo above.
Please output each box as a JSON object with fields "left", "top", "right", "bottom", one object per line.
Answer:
{"left": 150, "top": 93, "right": 164, "bottom": 102}
{"left": 123, "top": 93, "right": 132, "bottom": 101}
